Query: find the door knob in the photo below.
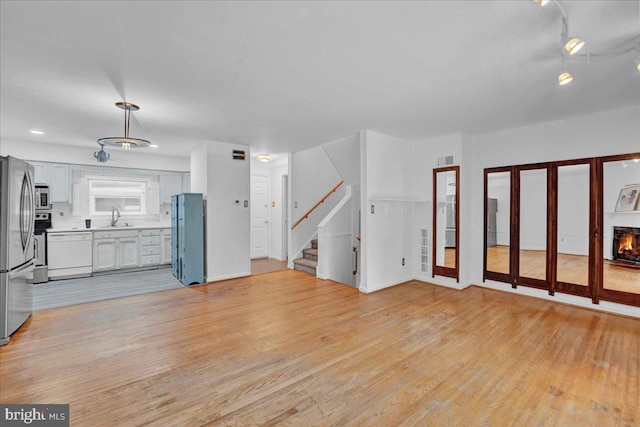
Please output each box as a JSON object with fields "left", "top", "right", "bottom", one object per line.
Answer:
{"left": 264, "top": 220, "right": 269, "bottom": 224}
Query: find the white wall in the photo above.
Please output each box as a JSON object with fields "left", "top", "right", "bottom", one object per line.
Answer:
{"left": 191, "top": 141, "right": 250, "bottom": 282}
{"left": 466, "top": 105, "right": 640, "bottom": 317}
{"left": 322, "top": 133, "right": 361, "bottom": 185}
{"left": 269, "top": 158, "right": 289, "bottom": 261}
{"left": 1, "top": 139, "right": 190, "bottom": 172}
{"left": 413, "top": 133, "right": 464, "bottom": 289}
{"left": 361, "top": 130, "right": 416, "bottom": 293}
{"left": 290, "top": 145, "right": 345, "bottom": 266}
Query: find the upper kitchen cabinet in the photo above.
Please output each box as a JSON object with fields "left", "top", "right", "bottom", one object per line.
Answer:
{"left": 28, "top": 161, "right": 71, "bottom": 203}
{"left": 160, "top": 172, "right": 183, "bottom": 204}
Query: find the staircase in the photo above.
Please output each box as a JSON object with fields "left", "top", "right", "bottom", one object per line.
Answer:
{"left": 293, "top": 239, "right": 318, "bottom": 276}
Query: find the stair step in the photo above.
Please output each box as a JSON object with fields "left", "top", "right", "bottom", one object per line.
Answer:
{"left": 302, "top": 248, "right": 318, "bottom": 261}
{"left": 293, "top": 257, "right": 317, "bottom": 276}
{"left": 311, "top": 239, "right": 318, "bottom": 249}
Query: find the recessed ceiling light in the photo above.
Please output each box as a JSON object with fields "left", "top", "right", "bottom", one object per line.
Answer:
{"left": 533, "top": 0, "right": 550, "bottom": 6}
{"left": 29, "top": 130, "right": 44, "bottom": 135}
{"left": 257, "top": 154, "right": 272, "bottom": 162}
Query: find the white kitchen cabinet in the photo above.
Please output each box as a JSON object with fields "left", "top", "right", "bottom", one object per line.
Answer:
{"left": 118, "top": 237, "right": 140, "bottom": 269}
{"left": 50, "top": 163, "right": 71, "bottom": 203}
{"left": 139, "top": 229, "right": 162, "bottom": 266}
{"left": 161, "top": 229, "right": 172, "bottom": 264}
{"left": 93, "top": 238, "right": 117, "bottom": 271}
{"left": 160, "top": 172, "right": 182, "bottom": 204}
{"left": 27, "top": 161, "right": 71, "bottom": 203}
{"left": 93, "top": 230, "right": 139, "bottom": 272}
{"left": 31, "top": 162, "right": 48, "bottom": 184}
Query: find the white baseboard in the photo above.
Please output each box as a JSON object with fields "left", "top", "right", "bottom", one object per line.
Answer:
{"left": 205, "top": 271, "right": 251, "bottom": 283}
{"left": 359, "top": 275, "right": 414, "bottom": 293}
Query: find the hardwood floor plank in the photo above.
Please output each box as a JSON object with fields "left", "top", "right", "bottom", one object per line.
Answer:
{"left": 1, "top": 271, "right": 638, "bottom": 426}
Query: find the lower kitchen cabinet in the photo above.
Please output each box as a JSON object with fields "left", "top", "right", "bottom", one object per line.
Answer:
{"left": 93, "top": 238, "right": 117, "bottom": 271}
{"left": 161, "top": 229, "right": 172, "bottom": 264}
{"left": 93, "top": 230, "right": 139, "bottom": 272}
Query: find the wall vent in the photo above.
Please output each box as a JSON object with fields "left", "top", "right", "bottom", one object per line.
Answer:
{"left": 437, "top": 155, "right": 454, "bottom": 166}
{"left": 232, "top": 150, "right": 246, "bottom": 160}
{"left": 420, "top": 229, "right": 429, "bottom": 273}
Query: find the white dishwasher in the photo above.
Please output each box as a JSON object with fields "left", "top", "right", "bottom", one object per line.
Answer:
{"left": 47, "top": 232, "right": 93, "bottom": 279}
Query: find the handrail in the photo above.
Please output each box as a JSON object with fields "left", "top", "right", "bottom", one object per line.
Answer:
{"left": 291, "top": 180, "right": 344, "bottom": 230}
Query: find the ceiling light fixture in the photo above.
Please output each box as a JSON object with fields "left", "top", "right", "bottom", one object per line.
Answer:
{"left": 564, "top": 37, "right": 585, "bottom": 55}
{"left": 257, "top": 154, "right": 272, "bottom": 162}
{"left": 97, "top": 102, "right": 151, "bottom": 150}
{"left": 29, "top": 130, "right": 44, "bottom": 135}
{"left": 558, "top": 70, "right": 573, "bottom": 86}
{"left": 533, "top": 0, "right": 640, "bottom": 84}
{"left": 558, "top": 54, "right": 573, "bottom": 86}
{"left": 93, "top": 146, "right": 111, "bottom": 163}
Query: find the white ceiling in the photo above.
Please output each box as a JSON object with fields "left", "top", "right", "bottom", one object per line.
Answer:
{"left": 1, "top": 1, "right": 639, "bottom": 158}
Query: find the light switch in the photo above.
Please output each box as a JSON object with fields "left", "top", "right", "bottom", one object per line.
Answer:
{"left": 272, "top": 201, "right": 276, "bottom": 207}
{"left": 244, "top": 200, "right": 248, "bottom": 207}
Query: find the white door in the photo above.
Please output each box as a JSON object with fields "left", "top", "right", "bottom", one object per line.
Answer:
{"left": 250, "top": 175, "right": 269, "bottom": 259}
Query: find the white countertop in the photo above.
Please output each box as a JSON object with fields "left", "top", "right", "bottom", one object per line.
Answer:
{"left": 47, "top": 224, "right": 170, "bottom": 233}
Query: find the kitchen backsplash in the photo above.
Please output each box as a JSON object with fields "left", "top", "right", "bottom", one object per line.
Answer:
{"left": 51, "top": 202, "right": 172, "bottom": 229}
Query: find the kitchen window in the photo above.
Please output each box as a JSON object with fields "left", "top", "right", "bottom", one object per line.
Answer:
{"left": 89, "top": 179, "right": 147, "bottom": 216}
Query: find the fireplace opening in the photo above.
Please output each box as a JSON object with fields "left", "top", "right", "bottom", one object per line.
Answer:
{"left": 612, "top": 226, "right": 640, "bottom": 266}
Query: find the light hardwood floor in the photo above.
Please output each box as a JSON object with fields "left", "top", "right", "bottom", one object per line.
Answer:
{"left": 1, "top": 271, "right": 638, "bottom": 426}
{"left": 486, "top": 245, "right": 640, "bottom": 294}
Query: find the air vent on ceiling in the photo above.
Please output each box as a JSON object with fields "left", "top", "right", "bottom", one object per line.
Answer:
{"left": 232, "top": 150, "right": 246, "bottom": 160}
{"left": 437, "top": 155, "right": 454, "bottom": 166}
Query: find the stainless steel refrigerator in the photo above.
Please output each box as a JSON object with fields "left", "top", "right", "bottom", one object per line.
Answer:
{"left": 0, "top": 156, "right": 35, "bottom": 345}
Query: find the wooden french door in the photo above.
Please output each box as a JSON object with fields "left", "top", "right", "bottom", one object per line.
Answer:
{"left": 484, "top": 153, "right": 640, "bottom": 308}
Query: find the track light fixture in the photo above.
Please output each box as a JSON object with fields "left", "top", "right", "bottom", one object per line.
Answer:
{"left": 558, "top": 70, "right": 573, "bottom": 86}
{"left": 533, "top": 0, "right": 640, "bottom": 85}
{"left": 564, "top": 37, "right": 585, "bottom": 55}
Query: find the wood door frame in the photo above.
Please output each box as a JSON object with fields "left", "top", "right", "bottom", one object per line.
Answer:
{"left": 514, "top": 163, "right": 550, "bottom": 291}
{"left": 483, "top": 166, "right": 513, "bottom": 284}
{"left": 482, "top": 152, "right": 640, "bottom": 308}
{"left": 597, "top": 153, "right": 640, "bottom": 307}
{"left": 432, "top": 165, "right": 459, "bottom": 282}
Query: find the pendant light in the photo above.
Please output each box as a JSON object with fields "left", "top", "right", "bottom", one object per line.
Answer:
{"left": 97, "top": 102, "right": 151, "bottom": 150}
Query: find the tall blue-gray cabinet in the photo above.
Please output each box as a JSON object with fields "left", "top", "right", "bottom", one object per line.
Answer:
{"left": 171, "top": 193, "right": 205, "bottom": 285}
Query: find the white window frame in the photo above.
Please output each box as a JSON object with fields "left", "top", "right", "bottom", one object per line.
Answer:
{"left": 86, "top": 175, "right": 149, "bottom": 216}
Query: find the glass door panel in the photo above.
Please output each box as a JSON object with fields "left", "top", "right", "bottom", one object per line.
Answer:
{"left": 601, "top": 159, "right": 640, "bottom": 299}
{"left": 556, "top": 163, "right": 591, "bottom": 292}
{"left": 433, "top": 166, "right": 459, "bottom": 281}
{"left": 518, "top": 168, "right": 548, "bottom": 285}
{"left": 485, "top": 170, "right": 511, "bottom": 277}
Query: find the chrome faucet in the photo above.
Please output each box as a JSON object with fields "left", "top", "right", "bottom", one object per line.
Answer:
{"left": 111, "top": 207, "right": 121, "bottom": 227}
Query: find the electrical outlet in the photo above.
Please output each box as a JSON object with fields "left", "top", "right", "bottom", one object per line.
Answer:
{"left": 371, "top": 205, "right": 375, "bottom": 214}
{"left": 402, "top": 258, "right": 405, "bottom": 266}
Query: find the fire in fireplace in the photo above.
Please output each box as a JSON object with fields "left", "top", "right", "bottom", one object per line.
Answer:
{"left": 612, "top": 226, "right": 640, "bottom": 265}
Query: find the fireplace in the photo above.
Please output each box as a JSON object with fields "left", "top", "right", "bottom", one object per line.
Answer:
{"left": 612, "top": 226, "right": 640, "bottom": 266}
